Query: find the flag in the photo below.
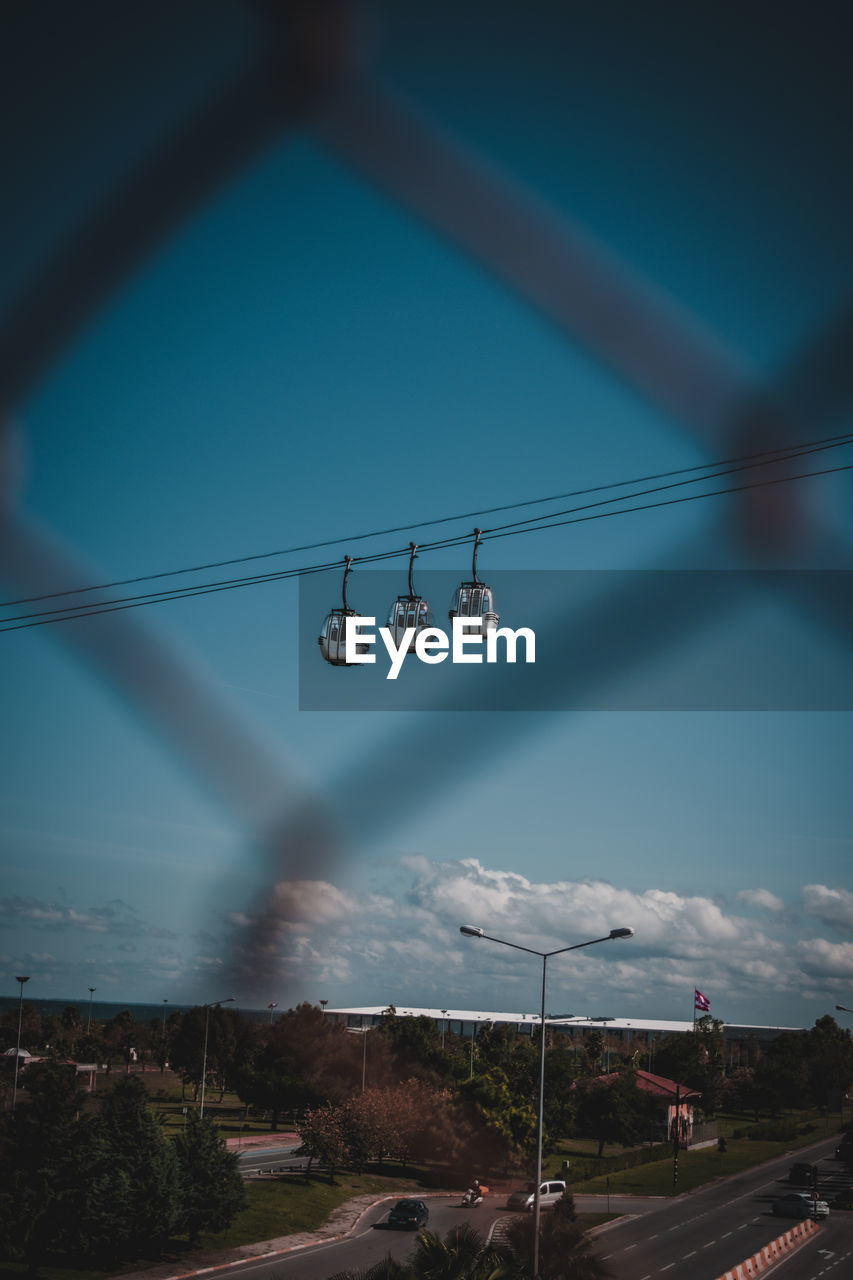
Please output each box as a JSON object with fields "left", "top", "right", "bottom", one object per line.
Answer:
{"left": 694, "top": 988, "right": 710, "bottom": 1012}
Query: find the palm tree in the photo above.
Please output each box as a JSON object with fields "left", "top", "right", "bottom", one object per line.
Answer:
{"left": 326, "top": 1255, "right": 414, "bottom": 1280}
{"left": 502, "top": 1195, "right": 611, "bottom": 1280}
{"left": 411, "top": 1224, "right": 518, "bottom": 1280}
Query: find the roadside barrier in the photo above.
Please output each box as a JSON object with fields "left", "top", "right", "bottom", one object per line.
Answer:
{"left": 713, "top": 1218, "right": 819, "bottom": 1280}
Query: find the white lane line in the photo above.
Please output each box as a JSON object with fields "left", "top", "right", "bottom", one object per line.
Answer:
{"left": 721, "top": 1231, "right": 732, "bottom": 1239}
{"left": 660, "top": 1264, "right": 675, "bottom": 1272}
{"left": 683, "top": 1251, "right": 696, "bottom": 1259}
{"left": 702, "top": 1241, "right": 716, "bottom": 1248}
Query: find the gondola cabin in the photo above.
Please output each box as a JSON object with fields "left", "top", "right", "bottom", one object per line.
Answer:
{"left": 318, "top": 608, "right": 371, "bottom": 666}
{"left": 448, "top": 582, "right": 499, "bottom": 636}
{"left": 387, "top": 597, "right": 434, "bottom": 653}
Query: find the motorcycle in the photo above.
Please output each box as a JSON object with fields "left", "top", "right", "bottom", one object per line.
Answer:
{"left": 461, "top": 1187, "right": 484, "bottom": 1208}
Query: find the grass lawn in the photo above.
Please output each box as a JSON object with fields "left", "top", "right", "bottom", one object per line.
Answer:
{"left": 194, "top": 1171, "right": 427, "bottom": 1250}
{"left": 564, "top": 1108, "right": 843, "bottom": 1197}
{"left": 0, "top": 1172, "right": 432, "bottom": 1280}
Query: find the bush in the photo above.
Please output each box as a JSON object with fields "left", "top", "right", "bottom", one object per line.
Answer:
{"left": 731, "top": 1119, "right": 815, "bottom": 1141}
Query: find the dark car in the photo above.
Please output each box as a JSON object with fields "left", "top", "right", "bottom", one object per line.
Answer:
{"left": 788, "top": 1162, "right": 817, "bottom": 1187}
{"left": 772, "top": 1192, "right": 829, "bottom": 1221}
{"left": 388, "top": 1199, "right": 429, "bottom": 1230}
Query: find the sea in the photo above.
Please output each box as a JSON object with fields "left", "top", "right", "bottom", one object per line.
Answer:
{"left": 0, "top": 995, "right": 271, "bottom": 1025}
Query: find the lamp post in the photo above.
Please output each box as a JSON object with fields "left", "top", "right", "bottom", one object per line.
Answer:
{"left": 86, "top": 987, "right": 96, "bottom": 1034}
{"left": 267, "top": 1002, "right": 278, "bottom": 1024}
{"left": 319, "top": 999, "right": 328, "bottom": 1013}
{"left": 12, "top": 975, "right": 30, "bottom": 1112}
{"left": 346, "top": 1027, "right": 369, "bottom": 1092}
{"left": 162, "top": 999, "right": 168, "bottom": 1033}
{"left": 460, "top": 924, "right": 633, "bottom": 1278}
{"left": 441, "top": 1009, "right": 448, "bottom": 1050}
{"left": 836, "top": 1005, "right": 853, "bottom": 1015}
{"left": 199, "top": 997, "right": 234, "bottom": 1117}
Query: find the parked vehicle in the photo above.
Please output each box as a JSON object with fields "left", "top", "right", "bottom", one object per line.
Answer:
{"left": 505, "top": 1181, "right": 567, "bottom": 1211}
{"left": 388, "top": 1199, "right": 429, "bottom": 1230}
{"left": 772, "top": 1192, "right": 829, "bottom": 1220}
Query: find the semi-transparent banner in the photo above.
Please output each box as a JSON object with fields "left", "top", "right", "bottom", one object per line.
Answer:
{"left": 298, "top": 570, "right": 853, "bottom": 711}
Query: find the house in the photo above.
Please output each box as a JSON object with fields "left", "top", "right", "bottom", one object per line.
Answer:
{"left": 583, "top": 1068, "right": 701, "bottom": 1146}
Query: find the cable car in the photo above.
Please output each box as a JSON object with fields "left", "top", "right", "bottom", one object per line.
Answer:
{"left": 386, "top": 543, "right": 434, "bottom": 653}
{"left": 318, "top": 557, "right": 370, "bottom": 666}
{"left": 449, "top": 529, "right": 499, "bottom": 635}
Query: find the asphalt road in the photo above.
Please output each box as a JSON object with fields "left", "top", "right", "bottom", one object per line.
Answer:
{"left": 170, "top": 1134, "right": 851, "bottom": 1280}
{"left": 593, "top": 1135, "right": 851, "bottom": 1280}
{"left": 238, "top": 1146, "right": 306, "bottom": 1176}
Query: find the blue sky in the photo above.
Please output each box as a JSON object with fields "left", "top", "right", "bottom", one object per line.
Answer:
{"left": 2, "top": 0, "right": 852, "bottom": 1029}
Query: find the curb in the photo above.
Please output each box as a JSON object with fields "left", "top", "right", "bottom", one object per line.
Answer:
{"left": 713, "top": 1218, "right": 820, "bottom": 1280}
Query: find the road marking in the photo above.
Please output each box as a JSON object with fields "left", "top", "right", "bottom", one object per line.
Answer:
{"left": 683, "top": 1251, "right": 696, "bottom": 1259}
{"left": 722, "top": 1231, "right": 732, "bottom": 1238}
{"left": 624, "top": 1243, "right": 636, "bottom": 1250}
{"left": 660, "top": 1264, "right": 675, "bottom": 1272}
{"left": 702, "top": 1241, "right": 715, "bottom": 1248}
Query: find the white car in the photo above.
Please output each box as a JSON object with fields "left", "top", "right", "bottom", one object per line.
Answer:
{"left": 772, "top": 1192, "right": 830, "bottom": 1221}
{"left": 506, "top": 1180, "right": 567, "bottom": 1211}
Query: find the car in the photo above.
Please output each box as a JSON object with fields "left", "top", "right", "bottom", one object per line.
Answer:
{"left": 387, "top": 1199, "right": 429, "bottom": 1230}
{"left": 505, "top": 1181, "right": 567, "bottom": 1212}
{"left": 788, "top": 1162, "right": 817, "bottom": 1186}
{"left": 772, "top": 1192, "right": 830, "bottom": 1221}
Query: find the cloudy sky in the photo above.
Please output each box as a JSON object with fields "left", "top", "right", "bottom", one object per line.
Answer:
{"left": 2, "top": 0, "right": 853, "bottom": 1029}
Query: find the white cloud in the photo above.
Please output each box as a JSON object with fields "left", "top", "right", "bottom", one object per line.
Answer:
{"left": 736, "top": 889, "right": 785, "bottom": 912}
{"left": 802, "top": 885, "right": 853, "bottom": 931}
{"left": 796, "top": 938, "right": 853, "bottom": 977}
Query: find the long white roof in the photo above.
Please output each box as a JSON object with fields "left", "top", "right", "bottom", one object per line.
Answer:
{"left": 322, "top": 1006, "right": 803, "bottom": 1034}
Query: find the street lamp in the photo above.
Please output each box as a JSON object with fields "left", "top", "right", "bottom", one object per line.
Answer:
{"left": 199, "top": 997, "right": 234, "bottom": 1117}
{"left": 836, "top": 1005, "right": 853, "bottom": 1015}
{"left": 162, "top": 999, "right": 168, "bottom": 1033}
{"left": 441, "top": 1009, "right": 448, "bottom": 1050}
{"left": 319, "top": 999, "right": 328, "bottom": 1013}
{"left": 267, "top": 1002, "right": 278, "bottom": 1024}
{"left": 86, "top": 987, "right": 96, "bottom": 1034}
{"left": 12, "top": 976, "right": 30, "bottom": 1112}
{"left": 460, "top": 924, "right": 633, "bottom": 1278}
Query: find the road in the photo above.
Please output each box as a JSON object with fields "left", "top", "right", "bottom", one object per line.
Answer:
{"left": 593, "top": 1135, "right": 851, "bottom": 1279}
{"left": 238, "top": 1146, "right": 306, "bottom": 1177}
{"left": 182, "top": 1135, "right": 851, "bottom": 1280}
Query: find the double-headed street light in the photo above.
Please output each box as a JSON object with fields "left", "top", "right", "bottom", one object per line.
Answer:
{"left": 836, "top": 1005, "right": 853, "bottom": 1015}
{"left": 199, "top": 997, "right": 234, "bottom": 1117}
{"left": 460, "top": 924, "right": 633, "bottom": 1279}
{"left": 12, "top": 975, "right": 30, "bottom": 1112}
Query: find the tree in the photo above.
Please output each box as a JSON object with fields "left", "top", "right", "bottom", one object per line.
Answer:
{"left": 574, "top": 1070, "right": 653, "bottom": 1156}
{"left": 410, "top": 1223, "right": 511, "bottom": 1280}
{"left": 806, "top": 1016, "right": 853, "bottom": 1112}
{"left": 173, "top": 1112, "right": 246, "bottom": 1244}
{"left": 459, "top": 1067, "right": 538, "bottom": 1172}
{"left": 503, "top": 1192, "right": 609, "bottom": 1279}
{"left": 298, "top": 1101, "right": 350, "bottom": 1181}
{"left": 0, "top": 1061, "right": 92, "bottom": 1269}
{"left": 94, "top": 1075, "right": 181, "bottom": 1254}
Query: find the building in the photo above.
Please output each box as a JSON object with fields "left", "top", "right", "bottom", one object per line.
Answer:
{"left": 322, "top": 1005, "right": 804, "bottom": 1063}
